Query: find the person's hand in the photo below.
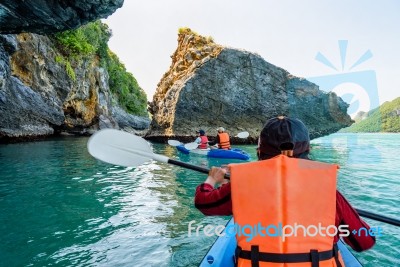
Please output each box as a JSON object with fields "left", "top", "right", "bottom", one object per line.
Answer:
{"left": 220, "top": 165, "right": 230, "bottom": 184}
{"left": 205, "top": 167, "right": 228, "bottom": 187}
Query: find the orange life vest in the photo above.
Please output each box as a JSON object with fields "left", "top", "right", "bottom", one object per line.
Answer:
{"left": 218, "top": 132, "right": 231, "bottom": 149}
{"left": 229, "top": 155, "right": 345, "bottom": 267}
{"left": 199, "top": 135, "right": 209, "bottom": 149}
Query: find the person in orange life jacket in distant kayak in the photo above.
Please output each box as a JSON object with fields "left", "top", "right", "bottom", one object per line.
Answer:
{"left": 194, "top": 129, "right": 209, "bottom": 149}
{"left": 208, "top": 127, "right": 231, "bottom": 149}
{"left": 195, "top": 116, "right": 375, "bottom": 267}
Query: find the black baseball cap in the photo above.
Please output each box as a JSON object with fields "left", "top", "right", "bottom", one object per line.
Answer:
{"left": 196, "top": 129, "right": 205, "bottom": 135}
{"left": 258, "top": 116, "right": 310, "bottom": 158}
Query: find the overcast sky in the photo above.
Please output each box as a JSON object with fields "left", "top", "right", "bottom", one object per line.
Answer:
{"left": 104, "top": 0, "right": 400, "bottom": 113}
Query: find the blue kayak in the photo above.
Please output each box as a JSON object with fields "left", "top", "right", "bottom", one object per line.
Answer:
{"left": 199, "top": 218, "right": 363, "bottom": 267}
{"left": 176, "top": 145, "right": 250, "bottom": 160}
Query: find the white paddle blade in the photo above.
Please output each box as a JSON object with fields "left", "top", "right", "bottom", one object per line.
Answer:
{"left": 87, "top": 129, "right": 153, "bottom": 167}
{"left": 184, "top": 142, "right": 199, "bottom": 150}
{"left": 168, "top": 140, "right": 182, "bottom": 146}
{"left": 237, "top": 131, "right": 249, "bottom": 138}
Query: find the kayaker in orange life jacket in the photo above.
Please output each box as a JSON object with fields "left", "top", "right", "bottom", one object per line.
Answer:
{"left": 194, "top": 129, "right": 209, "bottom": 149}
{"left": 194, "top": 117, "right": 375, "bottom": 266}
{"left": 208, "top": 127, "right": 231, "bottom": 149}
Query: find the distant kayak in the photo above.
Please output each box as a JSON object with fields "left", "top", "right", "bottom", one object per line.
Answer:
{"left": 199, "top": 218, "right": 363, "bottom": 267}
{"left": 176, "top": 145, "right": 250, "bottom": 160}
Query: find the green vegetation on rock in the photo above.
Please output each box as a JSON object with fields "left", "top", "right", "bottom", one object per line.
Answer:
{"left": 52, "top": 21, "right": 147, "bottom": 116}
{"left": 178, "top": 27, "right": 214, "bottom": 43}
{"left": 107, "top": 51, "right": 147, "bottom": 115}
{"left": 340, "top": 97, "right": 400, "bottom": 132}
{"left": 54, "top": 55, "right": 76, "bottom": 81}
{"left": 53, "top": 21, "right": 109, "bottom": 61}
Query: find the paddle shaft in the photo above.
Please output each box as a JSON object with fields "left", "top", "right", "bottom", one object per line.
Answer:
{"left": 168, "top": 159, "right": 230, "bottom": 179}
{"left": 168, "top": 159, "right": 399, "bottom": 227}
{"left": 355, "top": 209, "right": 400, "bottom": 227}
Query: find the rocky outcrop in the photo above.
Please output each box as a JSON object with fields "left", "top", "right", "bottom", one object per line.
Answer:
{"left": 112, "top": 106, "right": 150, "bottom": 131}
{"left": 353, "top": 111, "right": 368, "bottom": 123}
{"left": 0, "top": 34, "right": 65, "bottom": 138}
{"left": 0, "top": 33, "right": 149, "bottom": 141}
{"left": 147, "top": 29, "right": 352, "bottom": 142}
{"left": 0, "top": 0, "right": 123, "bottom": 34}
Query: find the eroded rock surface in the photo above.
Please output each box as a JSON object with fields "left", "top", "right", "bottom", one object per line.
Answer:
{"left": 0, "top": 1, "right": 123, "bottom": 34}
{"left": 0, "top": 33, "right": 149, "bottom": 141}
{"left": 147, "top": 29, "right": 352, "bottom": 142}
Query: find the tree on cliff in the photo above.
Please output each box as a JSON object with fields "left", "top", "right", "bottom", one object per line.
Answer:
{"left": 53, "top": 21, "right": 148, "bottom": 116}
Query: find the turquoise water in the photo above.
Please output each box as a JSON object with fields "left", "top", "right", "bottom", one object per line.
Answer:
{"left": 0, "top": 133, "right": 399, "bottom": 266}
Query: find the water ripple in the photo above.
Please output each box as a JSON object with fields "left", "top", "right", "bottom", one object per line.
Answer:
{"left": 0, "top": 134, "right": 399, "bottom": 266}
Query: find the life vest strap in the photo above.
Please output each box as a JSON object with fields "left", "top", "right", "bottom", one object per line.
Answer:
{"left": 251, "top": 246, "right": 259, "bottom": 267}
{"left": 310, "top": 249, "right": 319, "bottom": 267}
{"left": 235, "top": 244, "right": 341, "bottom": 267}
{"left": 333, "top": 244, "right": 343, "bottom": 267}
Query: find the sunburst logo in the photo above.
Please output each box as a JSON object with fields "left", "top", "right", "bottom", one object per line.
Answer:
{"left": 315, "top": 40, "right": 373, "bottom": 72}
{"left": 308, "top": 40, "right": 379, "bottom": 119}
{"left": 307, "top": 40, "right": 382, "bottom": 165}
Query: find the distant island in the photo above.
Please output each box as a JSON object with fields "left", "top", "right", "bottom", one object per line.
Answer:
{"left": 340, "top": 97, "right": 400, "bottom": 133}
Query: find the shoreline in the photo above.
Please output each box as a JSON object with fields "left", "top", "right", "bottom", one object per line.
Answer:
{"left": 1, "top": 131, "right": 399, "bottom": 145}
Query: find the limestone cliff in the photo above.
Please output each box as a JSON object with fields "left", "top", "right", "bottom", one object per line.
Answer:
{"left": 0, "top": 0, "right": 123, "bottom": 34}
{"left": 0, "top": 32, "right": 149, "bottom": 141}
{"left": 147, "top": 29, "right": 352, "bottom": 142}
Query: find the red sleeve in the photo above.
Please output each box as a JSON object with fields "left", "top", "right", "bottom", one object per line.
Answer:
{"left": 194, "top": 182, "right": 232, "bottom": 216}
{"left": 335, "top": 190, "right": 376, "bottom": 251}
